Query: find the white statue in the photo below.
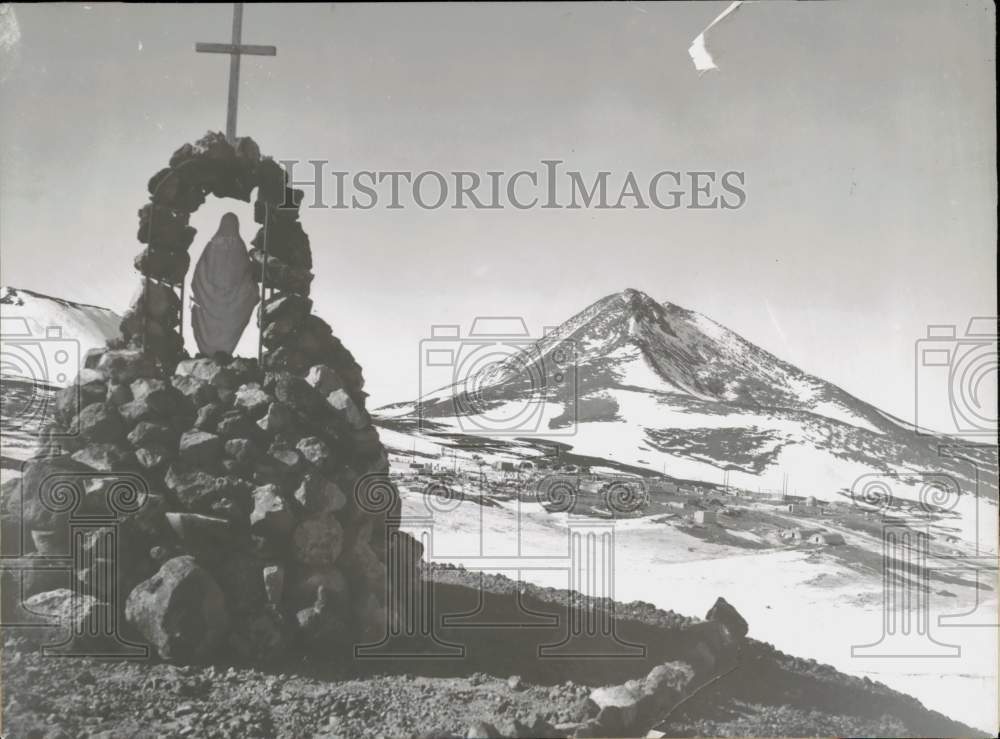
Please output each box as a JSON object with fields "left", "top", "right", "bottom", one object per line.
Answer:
{"left": 190, "top": 212, "right": 258, "bottom": 356}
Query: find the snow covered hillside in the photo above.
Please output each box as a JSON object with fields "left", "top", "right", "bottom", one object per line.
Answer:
{"left": 1, "top": 286, "right": 122, "bottom": 468}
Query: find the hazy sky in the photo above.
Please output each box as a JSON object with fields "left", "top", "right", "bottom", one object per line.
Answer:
{"left": 1, "top": 2, "right": 996, "bottom": 425}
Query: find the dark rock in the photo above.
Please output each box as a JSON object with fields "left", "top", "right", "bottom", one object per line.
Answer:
{"left": 134, "top": 246, "right": 190, "bottom": 285}
{"left": 172, "top": 375, "right": 219, "bottom": 407}
{"left": 291, "top": 514, "right": 344, "bottom": 566}
{"left": 250, "top": 484, "right": 295, "bottom": 538}
{"left": 164, "top": 466, "right": 224, "bottom": 511}
{"left": 263, "top": 293, "right": 312, "bottom": 325}
{"left": 224, "top": 437, "right": 260, "bottom": 466}
{"left": 70, "top": 443, "right": 137, "bottom": 472}
{"left": 228, "top": 606, "right": 286, "bottom": 664}
{"left": 305, "top": 364, "right": 342, "bottom": 396}
{"left": 326, "top": 388, "right": 369, "bottom": 430}
{"left": 705, "top": 596, "right": 748, "bottom": 639}
{"left": 257, "top": 402, "right": 294, "bottom": 434}
{"left": 130, "top": 378, "right": 170, "bottom": 403}
{"left": 72, "top": 403, "right": 124, "bottom": 443}
{"left": 164, "top": 512, "right": 236, "bottom": 551}
{"left": 193, "top": 403, "right": 223, "bottom": 432}
{"left": 136, "top": 203, "right": 195, "bottom": 251}
{"left": 95, "top": 349, "right": 158, "bottom": 384}
{"left": 118, "top": 397, "right": 166, "bottom": 427}
{"left": 21, "top": 589, "right": 106, "bottom": 647}
{"left": 296, "top": 436, "right": 331, "bottom": 468}
{"left": 106, "top": 381, "right": 133, "bottom": 407}
{"left": 216, "top": 410, "right": 259, "bottom": 440}
{"left": 262, "top": 564, "right": 285, "bottom": 606}
{"left": 178, "top": 430, "right": 223, "bottom": 467}
{"left": 250, "top": 249, "right": 313, "bottom": 296}
{"left": 135, "top": 444, "right": 173, "bottom": 471}
{"left": 125, "top": 555, "right": 229, "bottom": 662}
{"left": 234, "top": 383, "right": 271, "bottom": 419}
{"left": 293, "top": 473, "right": 346, "bottom": 515}
{"left": 127, "top": 421, "right": 175, "bottom": 448}
{"left": 271, "top": 375, "right": 319, "bottom": 415}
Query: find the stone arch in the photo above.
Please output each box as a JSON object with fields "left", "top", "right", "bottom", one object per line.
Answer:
{"left": 120, "top": 131, "right": 362, "bottom": 399}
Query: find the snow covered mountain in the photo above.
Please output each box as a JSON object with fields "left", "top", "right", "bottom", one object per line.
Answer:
{"left": 378, "top": 289, "right": 997, "bottom": 537}
{"left": 1, "top": 287, "right": 122, "bottom": 468}
{"left": 1, "top": 286, "right": 122, "bottom": 387}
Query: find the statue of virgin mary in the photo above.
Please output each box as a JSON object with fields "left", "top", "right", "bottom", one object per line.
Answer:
{"left": 190, "top": 212, "right": 259, "bottom": 356}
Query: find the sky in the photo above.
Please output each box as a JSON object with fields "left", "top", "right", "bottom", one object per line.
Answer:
{"left": 0, "top": 2, "right": 996, "bottom": 427}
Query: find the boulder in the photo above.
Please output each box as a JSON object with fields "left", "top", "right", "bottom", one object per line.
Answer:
{"left": 106, "top": 381, "right": 134, "bottom": 407}
{"left": 127, "top": 421, "right": 176, "bottom": 448}
{"left": 21, "top": 589, "right": 105, "bottom": 646}
{"left": 305, "top": 364, "right": 342, "bottom": 396}
{"left": 164, "top": 466, "right": 224, "bottom": 511}
{"left": 72, "top": 403, "right": 125, "bottom": 443}
{"left": 263, "top": 293, "right": 312, "bottom": 326}
{"left": 135, "top": 444, "right": 173, "bottom": 471}
{"left": 234, "top": 383, "right": 272, "bottom": 419}
{"left": 70, "top": 443, "right": 137, "bottom": 472}
{"left": 164, "top": 512, "right": 236, "bottom": 553}
{"left": 288, "top": 566, "right": 348, "bottom": 610}
{"left": 171, "top": 375, "right": 219, "bottom": 407}
{"left": 257, "top": 402, "right": 294, "bottom": 434}
{"left": 326, "top": 388, "right": 369, "bottom": 430}
{"left": 705, "top": 596, "right": 748, "bottom": 639}
{"left": 216, "top": 410, "right": 259, "bottom": 439}
{"left": 262, "top": 564, "right": 285, "bottom": 605}
{"left": 296, "top": 436, "right": 331, "bottom": 468}
{"left": 125, "top": 555, "right": 229, "bottom": 662}
{"left": 95, "top": 349, "right": 158, "bottom": 385}
{"left": 228, "top": 607, "right": 286, "bottom": 664}
{"left": 224, "top": 437, "right": 260, "bottom": 466}
{"left": 178, "top": 430, "right": 223, "bottom": 467}
{"left": 291, "top": 515, "right": 344, "bottom": 566}
{"left": 193, "top": 402, "right": 223, "bottom": 432}
{"left": 293, "top": 473, "right": 346, "bottom": 515}
{"left": 134, "top": 245, "right": 190, "bottom": 285}
{"left": 250, "top": 484, "right": 295, "bottom": 537}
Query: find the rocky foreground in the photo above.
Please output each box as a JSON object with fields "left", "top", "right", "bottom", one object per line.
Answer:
{"left": 1, "top": 567, "right": 984, "bottom": 739}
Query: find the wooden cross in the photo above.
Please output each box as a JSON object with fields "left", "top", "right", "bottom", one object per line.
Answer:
{"left": 196, "top": 3, "right": 276, "bottom": 143}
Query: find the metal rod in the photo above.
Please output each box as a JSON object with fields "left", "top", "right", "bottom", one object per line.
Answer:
{"left": 258, "top": 202, "right": 269, "bottom": 364}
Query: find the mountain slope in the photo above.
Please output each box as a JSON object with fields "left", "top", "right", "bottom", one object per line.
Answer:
{"left": 1, "top": 287, "right": 122, "bottom": 468}
{"left": 378, "top": 289, "right": 998, "bottom": 542}
{"left": 1, "top": 286, "right": 122, "bottom": 387}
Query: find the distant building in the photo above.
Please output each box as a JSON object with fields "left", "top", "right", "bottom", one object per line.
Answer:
{"left": 694, "top": 510, "right": 717, "bottom": 525}
{"left": 809, "top": 532, "right": 845, "bottom": 546}
{"left": 786, "top": 527, "right": 824, "bottom": 542}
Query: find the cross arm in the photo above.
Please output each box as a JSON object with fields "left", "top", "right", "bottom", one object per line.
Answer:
{"left": 195, "top": 42, "right": 277, "bottom": 56}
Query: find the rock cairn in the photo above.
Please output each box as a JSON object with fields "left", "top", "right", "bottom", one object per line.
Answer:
{"left": 6, "top": 133, "right": 416, "bottom": 664}
{"left": 10, "top": 349, "right": 413, "bottom": 664}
